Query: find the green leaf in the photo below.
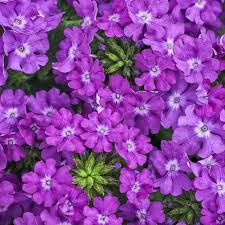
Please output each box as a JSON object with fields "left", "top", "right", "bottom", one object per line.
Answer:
{"left": 106, "top": 61, "right": 124, "bottom": 74}
{"left": 93, "top": 183, "right": 105, "bottom": 196}
{"left": 86, "top": 176, "right": 94, "bottom": 188}
{"left": 93, "top": 175, "right": 108, "bottom": 185}
{"left": 75, "top": 169, "right": 88, "bottom": 178}
{"left": 85, "top": 153, "right": 95, "bottom": 175}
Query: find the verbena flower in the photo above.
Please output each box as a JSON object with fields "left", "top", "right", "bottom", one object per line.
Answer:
{"left": 14, "top": 212, "right": 43, "bottom": 225}
{"left": 151, "top": 140, "right": 192, "bottom": 196}
{"left": 0, "top": 37, "right": 7, "bottom": 86}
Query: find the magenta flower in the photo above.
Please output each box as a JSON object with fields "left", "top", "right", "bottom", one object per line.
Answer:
{"left": 194, "top": 165, "right": 225, "bottom": 214}
{"left": 120, "top": 168, "right": 153, "bottom": 204}
{"left": 67, "top": 57, "right": 105, "bottom": 97}
{"left": 56, "top": 187, "right": 88, "bottom": 222}
{"left": 124, "top": 91, "right": 165, "bottom": 134}
{"left": 45, "top": 108, "right": 85, "bottom": 153}
{"left": 22, "top": 159, "right": 72, "bottom": 207}
{"left": 124, "top": 0, "right": 169, "bottom": 41}
{"left": 0, "top": 89, "right": 27, "bottom": 134}
{"left": 0, "top": 133, "right": 25, "bottom": 162}
{"left": 220, "top": 109, "right": 225, "bottom": 130}
{"left": 143, "top": 21, "right": 184, "bottom": 56}
{"left": 119, "top": 199, "right": 165, "bottom": 225}
{"left": 81, "top": 109, "right": 122, "bottom": 152}
{"left": 173, "top": 35, "right": 220, "bottom": 84}
{"left": 161, "top": 75, "right": 197, "bottom": 129}
{"left": 151, "top": 141, "right": 192, "bottom": 196}
{"left": 97, "top": 0, "right": 130, "bottom": 37}
{"left": 83, "top": 195, "right": 123, "bottom": 225}
{"left": 3, "top": 31, "right": 49, "bottom": 74}
{"left": 18, "top": 113, "right": 46, "bottom": 146}
{"left": 173, "top": 104, "right": 225, "bottom": 157}
{"left": 115, "top": 125, "right": 152, "bottom": 169}
{"left": 14, "top": 212, "right": 43, "bottom": 225}
{"left": 98, "top": 74, "right": 133, "bottom": 114}
{"left": 0, "top": 145, "right": 7, "bottom": 171}
{"left": 135, "top": 49, "right": 176, "bottom": 91}
{"left": 53, "top": 27, "right": 91, "bottom": 73}
{"left": 27, "top": 88, "right": 71, "bottom": 125}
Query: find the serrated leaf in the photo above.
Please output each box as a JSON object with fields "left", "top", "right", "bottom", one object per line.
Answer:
{"left": 93, "top": 183, "right": 105, "bottom": 196}
{"left": 74, "top": 158, "right": 84, "bottom": 170}
{"left": 168, "top": 207, "right": 188, "bottom": 216}
{"left": 93, "top": 175, "right": 108, "bottom": 185}
{"left": 91, "top": 162, "right": 105, "bottom": 176}
{"left": 99, "top": 165, "right": 113, "bottom": 175}
{"left": 86, "top": 176, "right": 94, "bottom": 188}
{"left": 85, "top": 153, "right": 95, "bottom": 175}
{"left": 76, "top": 169, "right": 88, "bottom": 178}
{"left": 73, "top": 177, "right": 87, "bottom": 188}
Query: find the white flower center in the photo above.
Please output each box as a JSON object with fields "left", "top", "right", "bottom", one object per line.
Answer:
{"left": 166, "top": 38, "right": 174, "bottom": 55}
{"left": 13, "top": 15, "right": 27, "bottom": 28}
{"left": 132, "top": 181, "right": 141, "bottom": 193}
{"left": 134, "top": 104, "right": 150, "bottom": 115}
{"left": 217, "top": 215, "right": 225, "bottom": 224}
{"left": 195, "top": 0, "right": 206, "bottom": 9}
{"left": 5, "top": 137, "right": 16, "bottom": 145}
{"left": 58, "top": 222, "right": 72, "bottom": 225}
{"left": 150, "top": 65, "right": 161, "bottom": 77}
{"left": 81, "top": 71, "right": 90, "bottom": 83}
{"left": 41, "top": 175, "right": 52, "bottom": 190}
{"left": 68, "top": 45, "right": 77, "bottom": 58}
{"left": 165, "top": 159, "right": 180, "bottom": 172}
{"left": 30, "top": 123, "right": 39, "bottom": 133}
{"left": 42, "top": 106, "right": 55, "bottom": 117}
{"left": 199, "top": 155, "right": 217, "bottom": 170}
{"left": 112, "top": 93, "right": 123, "bottom": 104}
{"left": 98, "top": 214, "right": 109, "bottom": 225}
{"left": 82, "top": 16, "right": 92, "bottom": 28}
{"left": 5, "top": 107, "right": 18, "bottom": 119}
{"left": 216, "top": 181, "right": 225, "bottom": 196}
{"left": 15, "top": 43, "right": 31, "bottom": 58}
{"left": 61, "top": 200, "right": 74, "bottom": 214}
{"left": 194, "top": 121, "right": 210, "bottom": 138}
{"left": 62, "top": 127, "right": 75, "bottom": 137}
{"left": 96, "top": 124, "right": 109, "bottom": 136}
{"left": 136, "top": 209, "right": 147, "bottom": 222}
{"left": 108, "top": 13, "right": 120, "bottom": 22}
{"left": 126, "top": 139, "right": 136, "bottom": 152}
{"left": 187, "top": 58, "right": 201, "bottom": 70}
{"left": 136, "top": 10, "right": 152, "bottom": 24}
{"left": 168, "top": 92, "right": 181, "bottom": 110}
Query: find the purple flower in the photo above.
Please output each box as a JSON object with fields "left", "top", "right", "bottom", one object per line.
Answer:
{"left": 161, "top": 75, "right": 197, "bottom": 129}
{"left": 151, "top": 140, "right": 192, "bottom": 196}
{"left": 0, "top": 179, "right": 15, "bottom": 213}
{"left": 0, "top": 37, "right": 7, "bottom": 86}
{"left": 124, "top": 0, "right": 169, "bottom": 41}
{"left": 18, "top": 113, "right": 46, "bottom": 146}
{"left": 143, "top": 21, "right": 184, "bottom": 56}
{"left": 56, "top": 187, "right": 88, "bottom": 222}
{"left": 177, "top": 0, "right": 222, "bottom": 26}
{"left": 97, "top": 0, "right": 130, "bottom": 37}
{"left": 67, "top": 57, "right": 105, "bottom": 97}
{"left": 80, "top": 109, "right": 121, "bottom": 152}
{"left": 173, "top": 35, "right": 220, "bottom": 84}
{"left": 73, "top": 0, "right": 98, "bottom": 42}
{"left": 135, "top": 49, "right": 176, "bottom": 91}
{"left": 194, "top": 165, "right": 225, "bottom": 213}
{"left": 45, "top": 108, "right": 85, "bottom": 153}
{"left": 173, "top": 104, "right": 225, "bottom": 157}
{"left": 220, "top": 109, "right": 225, "bottom": 130}
{"left": 120, "top": 168, "right": 153, "bottom": 204}
{"left": 201, "top": 202, "right": 225, "bottom": 225}
{"left": 115, "top": 125, "right": 152, "bottom": 169}
{"left": 98, "top": 74, "right": 133, "bottom": 114}
{"left": 124, "top": 91, "right": 165, "bottom": 134}
{"left": 119, "top": 199, "right": 165, "bottom": 225}
{"left": 0, "top": 89, "right": 27, "bottom": 134}
{"left": 83, "top": 194, "right": 123, "bottom": 225}
{"left": 3, "top": 31, "right": 49, "bottom": 74}
{"left": 0, "top": 1, "right": 46, "bottom": 34}
{"left": 53, "top": 27, "right": 91, "bottom": 73}
{"left": 195, "top": 82, "right": 225, "bottom": 118}
{"left": 22, "top": 159, "right": 72, "bottom": 207}
{"left": 0, "top": 133, "right": 25, "bottom": 161}
{"left": 0, "top": 145, "right": 7, "bottom": 171}
{"left": 27, "top": 88, "right": 71, "bottom": 125}
{"left": 14, "top": 212, "right": 43, "bottom": 225}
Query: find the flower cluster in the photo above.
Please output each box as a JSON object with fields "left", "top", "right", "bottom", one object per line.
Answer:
{"left": 0, "top": 0, "right": 62, "bottom": 85}
{"left": 0, "top": 0, "right": 225, "bottom": 224}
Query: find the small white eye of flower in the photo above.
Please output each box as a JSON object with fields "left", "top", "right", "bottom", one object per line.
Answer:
{"left": 112, "top": 93, "right": 123, "bottom": 104}
{"left": 5, "top": 107, "right": 19, "bottom": 119}
{"left": 132, "top": 181, "right": 141, "bottom": 193}
{"left": 96, "top": 124, "right": 109, "bottom": 136}
{"left": 195, "top": 0, "right": 206, "bottom": 9}
{"left": 165, "top": 159, "right": 180, "bottom": 173}
{"left": 194, "top": 121, "right": 211, "bottom": 138}
{"left": 41, "top": 175, "right": 52, "bottom": 190}
{"left": 108, "top": 13, "right": 120, "bottom": 22}
{"left": 62, "top": 127, "right": 75, "bottom": 137}
{"left": 134, "top": 104, "right": 150, "bottom": 116}
{"left": 15, "top": 43, "right": 31, "bottom": 58}
{"left": 168, "top": 92, "right": 181, "bottom": 110}
{"left": 98, "top": 214, "right": 109, "bottom": 225}
{"left": 187, "top": 58, "right": 202, "bottom": 70}
{"left": 136, "top": 10, "right": 152, "bottom": 24}
{"left": 13, "top": 15, "right": 27, "bottom": 29}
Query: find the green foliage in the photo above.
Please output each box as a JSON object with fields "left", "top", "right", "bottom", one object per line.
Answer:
{"left": 71, "top": 151, "right": 122, "bottom": 198}
{"left": 151, "top": 191, "right": 201, "bottom": 225}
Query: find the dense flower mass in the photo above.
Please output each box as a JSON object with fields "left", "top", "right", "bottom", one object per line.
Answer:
{"left": 0, "top": 0, "right": 224, "bottom": 224}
